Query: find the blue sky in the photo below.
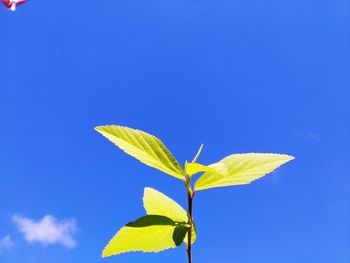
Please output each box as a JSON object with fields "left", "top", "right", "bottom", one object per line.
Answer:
{"left": 1, "top": 0, "right": 349, "bottom": 262}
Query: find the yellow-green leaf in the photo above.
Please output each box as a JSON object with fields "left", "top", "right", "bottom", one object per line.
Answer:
{"left": 185, "top": 162, "right": 219, "bottom": 177}
{"left": 194, "top": 153, "right": 294, "bottom": 191}
{"left": 95, "top": 125, "right": 184, "bottom": 180}
{"left": 102, "top": 224, "right": 177, "bottom": 257}
{"left": 143, "top": 187, "right": 196, "bottom": 244}
{"left": 191, "top": 144, "right": 204, "bottom": 163}
{"left": 143, "top": 187, "right": 187, "bottom": 222}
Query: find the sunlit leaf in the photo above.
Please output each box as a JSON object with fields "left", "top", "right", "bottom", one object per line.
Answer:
{"left": 185, "top": 162, "right": 219, "bottom": 177}
{"left": 143, "top": 187, "right": 187, "bottom": 222}
{"left": 143, "top": 187, "right": 196, "bottom": 244}
{"left": 102, "top": 224, "right": 177, "bottom": 257}
{"left": 194, "top": 153, "right": 294, "bottom": 191}
{"left": 102, "top": 214, "right": 190, "bottom": 257}
{"left": 95, "top": 125, "right": 184, "bottom": 179}
{"left": 191, "top": 144, "right": 204, "bottom": 163}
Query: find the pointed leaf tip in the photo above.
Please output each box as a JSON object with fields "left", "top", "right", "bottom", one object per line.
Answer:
{"left": 143, "top": 187, "right": 188, "bottom": 222}
{"left": 95, "top": 125, "right": 184, "bottom": 179}
{"left": 191, "top": 144, "right": 204, "bottom": 163}
{"left": 102, "top": 224, "right": 177, "bottom": 256}
{"left": 194, "top": 153, "right": 294, "bottom": 191}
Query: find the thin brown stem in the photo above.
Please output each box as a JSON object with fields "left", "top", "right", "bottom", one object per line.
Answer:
{"left": 185, "top": 178, "right": 194, "bottom": 263}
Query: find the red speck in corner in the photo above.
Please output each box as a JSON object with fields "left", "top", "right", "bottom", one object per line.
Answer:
{"left": 2, "top": 0, "right": 28, "bottom": 11}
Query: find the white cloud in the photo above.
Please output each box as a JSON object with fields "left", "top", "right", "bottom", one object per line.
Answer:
{"left": 0, "top": 235, "right": 14, "bottom": 252}
{"left": 12, "top": 214, "right": 77, "bottom": 249}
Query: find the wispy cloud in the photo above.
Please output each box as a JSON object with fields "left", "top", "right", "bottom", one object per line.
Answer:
{"left": 12, "top": 214, "right": 77, "bottom": 249}
{"left": 304, "top": 132, "right": 320, "bottom": 141}
{"left": 295, "top": 130, "right": 320, "bottom": 141}
{"left": 0, "top": 235, "right": 14, "bottom": 253}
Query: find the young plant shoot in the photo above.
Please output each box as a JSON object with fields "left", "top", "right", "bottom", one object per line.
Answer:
{"left": 95, "top": 125, "right": 294, "bottom": 263}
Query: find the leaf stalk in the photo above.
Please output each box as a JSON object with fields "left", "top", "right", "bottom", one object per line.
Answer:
{"left": 185, "top": 176, "right": 195, "bottom": 263}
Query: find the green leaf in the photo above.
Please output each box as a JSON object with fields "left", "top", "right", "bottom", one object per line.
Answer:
{"left": 126, "top": 215, "right": 175, "bottom": 227}
{"left": 194, "top": 153, "right": 294, "bottom": 191}
{"left": 143, "top": 187, "right": 196, "bottom": 244}
{"left": 172, "top": 225, "right": 190, "bottom": 246}
{"left": 143, "top": 187, "right": 188, "bottom": 222}
{"left": 102, "top": 214, "right": 188, "bottom": 257}
{"left": 95, "top": 125, "right": 184, "bottom": 180}
{"left": 185, "top": 162, "right": 219, "bottom": 177}
{"left": 102, "top": 224, "right": 178, "bottom": 257}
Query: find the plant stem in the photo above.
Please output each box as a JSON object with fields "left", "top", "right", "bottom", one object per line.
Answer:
{"left": 185, "top": 178, "right": 194, "bottom": 263}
